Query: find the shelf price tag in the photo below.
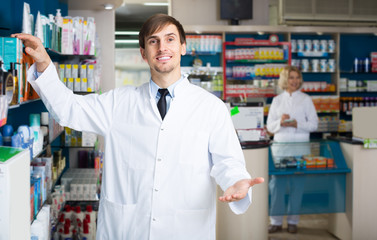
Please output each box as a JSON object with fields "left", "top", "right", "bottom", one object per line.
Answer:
{"left": 363, "top": 139, "right": 377, "bottom": 149}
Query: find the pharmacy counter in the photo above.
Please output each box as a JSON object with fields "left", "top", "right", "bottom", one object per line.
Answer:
{"left": 328, "top": 141, "right": 377, "bottom": 240}
{"left": 216, "top": 145, "right": 269, "bottom": 240}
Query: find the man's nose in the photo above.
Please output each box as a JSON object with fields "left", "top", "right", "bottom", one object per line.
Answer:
{"left": 158, "top": 41, "right": 166, "bottom": 51}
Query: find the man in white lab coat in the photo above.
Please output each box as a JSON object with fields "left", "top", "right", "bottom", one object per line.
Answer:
{"left": 13, "top": 14, "right": 263, "bottom": 240}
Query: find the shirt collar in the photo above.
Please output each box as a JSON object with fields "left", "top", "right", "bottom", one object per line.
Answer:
{"left": 150, "top": 75, "right": 185, "bottom": 99}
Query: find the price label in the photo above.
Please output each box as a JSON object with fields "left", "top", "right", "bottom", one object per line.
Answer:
{"left": 363, "top": 139, "right": 377, "bottom": 148}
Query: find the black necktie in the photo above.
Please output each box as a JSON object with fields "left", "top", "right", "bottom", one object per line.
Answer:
{"left": 157, "top": 88, "right": 169, "bottom": 120}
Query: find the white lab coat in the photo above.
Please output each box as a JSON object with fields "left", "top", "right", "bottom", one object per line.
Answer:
{"left": 267, "top": 90, "right": 318, "bottom": 143}
{"left": 28, "top": 63, "right": 252, "bottom": 240}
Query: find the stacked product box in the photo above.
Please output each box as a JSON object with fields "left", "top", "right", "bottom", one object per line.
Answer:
{"left": 63, "top": 127, "right": 97, "bottom": 147}
{"left": 317, "top": 116, "right": 339, "bottom": 132}
{"left": 57, "top": 62, "right": 95, "bottom": 92}
{"left": 338, "top": 120, "right": 352, "bottom": 132}
{"left": 61, "top": 17, "right": 96, "bottom": 55}
{"left": 311, "top": 96, "right": 339, "bottom": 112}
{"left": 60, "top": 168, "right": 99, "bottom": 201}
{"left": 0, "top": 37, "right": 24, "bottom": 104}
{"left": 186, "top": 35, "right": 222, "bottom": 54}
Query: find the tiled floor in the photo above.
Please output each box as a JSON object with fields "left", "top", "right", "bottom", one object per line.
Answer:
{"left": 268, "top": 214, "right": 340, "bottom": 240}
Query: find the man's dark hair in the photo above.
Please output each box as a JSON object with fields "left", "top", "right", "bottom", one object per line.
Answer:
{"left": 139, "top": 14, "right": 186, "bottom": 49}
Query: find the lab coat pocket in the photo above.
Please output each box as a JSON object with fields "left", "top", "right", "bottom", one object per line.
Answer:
{"left": 174, "top": 209, "right": 211, "bottom": 240}
{"left": 97, "top": 197, "right": 137, "bottom": 240}
{"left": 179, "top": 131, "right": 209, "bottom": 167}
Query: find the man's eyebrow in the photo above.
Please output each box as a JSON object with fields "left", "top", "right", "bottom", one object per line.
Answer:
{"left": 146, "top": 32, "right": 177, "bottom": 41}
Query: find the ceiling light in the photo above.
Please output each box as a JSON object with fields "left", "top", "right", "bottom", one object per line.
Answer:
{"left": 103, "top": 4, "right": 114, "bottom": 10}
{"left": 143, "top": 2, "right": 169, "bottom": 6}
{"left": 257, "top": 31, "right": 264, "bottom": 35}
{"left": 115, "top": 31, "right": 140, "bottom": 35}
{"left": 317, "top": 32, "right": 323, "bottom": 35}
{"left": 115, "top": 39, "right": 139, "bottom": 44}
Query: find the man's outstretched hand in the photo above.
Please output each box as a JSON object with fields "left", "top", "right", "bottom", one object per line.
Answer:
{"left": 219, "top": 177, "right": 264, "bottom": 202}
{"left": 11, "top": 33, "right": 51, "bottom": 73}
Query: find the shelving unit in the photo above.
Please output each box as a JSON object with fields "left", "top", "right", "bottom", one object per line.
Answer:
{"left": 182, "top": 25, "right": 377, "bottom": 137}
{"left": 222, "top": 35, "right": 291, "bottom": 101}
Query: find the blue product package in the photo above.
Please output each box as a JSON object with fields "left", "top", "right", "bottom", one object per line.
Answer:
{"left": 31, "top": 178, "right": 38, "bottom": 218}
{"left": 2, "top": 37, "right": 18, "bottom": 71}
{"left": 11, "top": 132, "right": 23, "bottom": 148}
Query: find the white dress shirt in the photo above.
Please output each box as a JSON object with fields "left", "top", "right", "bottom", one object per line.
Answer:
{"left": 28, "top": 62, "right": 252, "bottom": 240}
{"left": 267, "top": 90, "right": 318, "bottom": 142}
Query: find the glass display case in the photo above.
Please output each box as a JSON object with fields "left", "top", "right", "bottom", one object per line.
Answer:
{"left": 268, "top": 140, "right": 350, "bottom": 216}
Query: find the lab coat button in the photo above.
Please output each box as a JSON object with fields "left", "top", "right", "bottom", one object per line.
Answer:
{"left": 160, "top": 128, "right": 164, "bottom": 131}
{"left": 153, "top": 218, "right": 156, "bottom": 221}
{"left": 157, "top": 158, "right": 162, "bottom": 162}
{"left": 154, "top": 188, "right": 158, "bottom": 192}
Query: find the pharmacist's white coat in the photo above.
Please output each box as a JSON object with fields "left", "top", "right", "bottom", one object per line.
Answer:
{"left": 28, "top": 62, "right": 252, "bottom": 240}
{"left": 267, "top": 90, "right": 318, "bottom": 142}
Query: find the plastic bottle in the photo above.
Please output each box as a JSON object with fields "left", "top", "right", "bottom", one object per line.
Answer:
{"left": 81, "top": 219, "right": 91, "bottom": 240}
{"left": 29, "top": 113, "right": 41, "bottom": 156}
{"left": 57, "top": 213, "right": 66, "bottom": 233}
{"left": 353, "top": 57, "right": 359, "bottom": 73}
{"left": 358, "top": 59, "right": 364, "bottom": 73}
{"left": 348, "top": 97, "right": 353, "bottom": 112}
{"left": 2, "top": 124, "right": 13, "bottom": 146}
{"left": 365, "top": 57, "right": 370, "bottom": 73}
{"left": 364, "top": 97, "right": 370, "bottom": 107}
{"left": 86, "top": 205, "right": 97, "bottom": 223}
{"left": 9, "top": 62, "right": 20, "bottom": 105}
{"left": 64, "top": 205, "right": 74, "bottom": 222}
{"left": 55, "top": 9, "right": 63, "bottom": 52}
{"left": 61, "top": 225, "right": 72, "bottom": 240}
{"left": 2, "top": 67, "right": 14, "bottom": 105}
{"left": 40, "top": 112, "right": 49, "bottom": 146}
{"left": 359, "top": 97, "right": 364, "bottom": 107}
{"left": 74, "top": 206, "right": 84, "bottom": 226}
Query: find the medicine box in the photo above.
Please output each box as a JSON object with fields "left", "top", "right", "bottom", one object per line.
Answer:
{"left": 0, "top": 147, "right": 30, "bottom": 240}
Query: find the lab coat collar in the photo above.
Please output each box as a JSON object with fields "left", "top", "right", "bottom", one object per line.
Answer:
{"left": 283, "top": 90, "right": 300, "bottom": 98}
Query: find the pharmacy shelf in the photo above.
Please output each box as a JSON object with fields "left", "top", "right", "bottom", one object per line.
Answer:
{"left": 46, "top": 48, "right": 96, "bottom": 60}
{"left": 8, "top": 98, "right": 41, "bottom": 109}
{"left": 226, "top": 59, "right": 287, "bottom": 64}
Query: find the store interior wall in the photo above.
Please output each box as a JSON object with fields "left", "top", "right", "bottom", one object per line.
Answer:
{"left": 170, "top": 0, "right": 270, "bottom": 25}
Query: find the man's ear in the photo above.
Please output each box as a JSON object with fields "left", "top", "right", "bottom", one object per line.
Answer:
{"left": 181, "top": 42, "right": 186, "bottom": 56}
{"left": 140, "top": 47, "right": 147, "bottom": 61}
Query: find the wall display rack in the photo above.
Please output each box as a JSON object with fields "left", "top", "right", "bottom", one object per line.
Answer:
{"left": 222, "top": 35, "right": 291, "bottom": 100}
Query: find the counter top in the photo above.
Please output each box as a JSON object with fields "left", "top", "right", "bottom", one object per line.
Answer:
{"left": 327, "top": 136, "right": 363, "bottom": 145}
{"left": 241, "top": 140, "right": 271, "bottom": 149}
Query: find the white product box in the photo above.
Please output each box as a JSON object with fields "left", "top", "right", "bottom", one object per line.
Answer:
{"left": 65, "top": 64, "right": 72, "bottom": 78}
{"left": 82, "top": 131, "right": 97, "bottom": 147}
{"left": 59, "top": 64, "right": 65, "bottom": 84}
{"left": 367, "top": 81, "right": 377, "bottom": 91}
{"left": 87, "top": 64, "right": 95, "bottom": 92}
{"left": 80, "top": 65, "right": 88, "bottom": 92}
{"left": 0, "top": 147, "right": 30, "bottom": 240}
{"left": 74, "top": 78, "right": 81, "bottom": 92}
